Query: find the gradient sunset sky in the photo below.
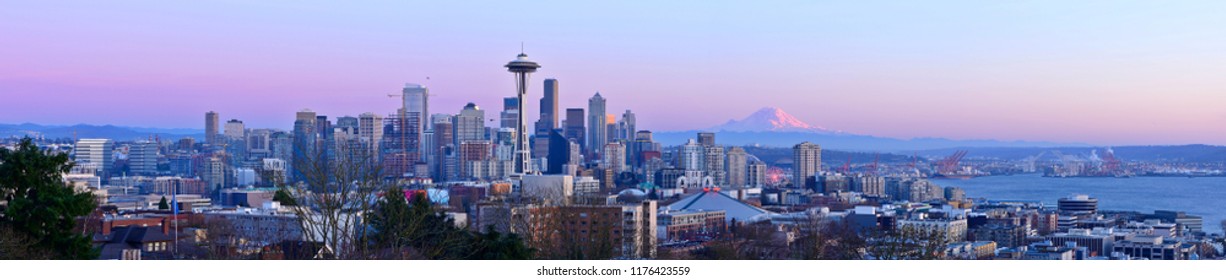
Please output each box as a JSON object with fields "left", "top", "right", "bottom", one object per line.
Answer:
{"left": 2, "top": 1, "right": 1225, "bottom": 145}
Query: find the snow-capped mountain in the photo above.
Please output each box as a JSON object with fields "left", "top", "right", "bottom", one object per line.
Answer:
{"left": 708, "top": 107, "right": 839, "bottom": 134}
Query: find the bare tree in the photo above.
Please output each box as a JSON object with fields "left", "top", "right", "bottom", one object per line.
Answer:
{"left": 792, "top": 216, "right": 866, "bottom": 259}
{"left": 863, "top": 226, "right": 950, "bottom": 260}
{"left": 281, "top": 137, "right": 384, "bottom": 259}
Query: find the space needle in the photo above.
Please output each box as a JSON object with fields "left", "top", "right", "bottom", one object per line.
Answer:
{"left": 505, "top": 51, "right": 540, "bottom": 179}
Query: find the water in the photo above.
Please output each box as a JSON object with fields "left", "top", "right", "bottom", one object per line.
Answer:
{"left": 931, "top": 173, "right": 1226, "bottom": 233}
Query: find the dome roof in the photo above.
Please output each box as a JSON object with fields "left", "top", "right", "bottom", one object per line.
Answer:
{"left": 617, "top": 188, "right": 648, "bottom": 203}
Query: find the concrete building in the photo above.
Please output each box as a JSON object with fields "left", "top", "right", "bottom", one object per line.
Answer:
{"left": 522, "top": 175, "right": 575, "bottom": 203}
{"left": 1049, "top": 228, "right": 1115, "bottom": 258}
{"left": 678, "top": 139, "right": 703, "bottom": 171}
{"left": 129, "top": 141, "right": 159, "bottom": 176}
{"left": 702, "top": 145, "right": 726, "bottom": 186}
{"left": 658, "top": 209, "right": 726, "bottom": 243}
{"left": 603, "top": 142, "right": 627, "bottom": 173}
{"left": 747, "top": 158, "right": 767, "bottom": 188}
{"left": 896, "top": 218, "right": 968, "bottom": 243}
{"left": 224, "top": 119, "right": 245, "bottom": 140}
{"left": 792, "top": 142, "right": 821, "bottom": 190}
{"left": 74, "top": 138, "right": 114, "bottom": 178}
{"left": 205, "top": 111, "right": 220, "bottom": 145}
{"left": 454, "top": 103, "right": 486, "bottom": 145}
{"left": 1113, "top": 235, "right": 1197, "bottom": 260}
{"left": 726, "top": 147, "right": 747, "bottom": 188}
{"left": 358, "top": 112, "right": 384, "bottom": 158}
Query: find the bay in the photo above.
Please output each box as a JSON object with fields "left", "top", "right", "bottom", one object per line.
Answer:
{"left": 931, "top": 173, "right": 1226, "bottom": 233}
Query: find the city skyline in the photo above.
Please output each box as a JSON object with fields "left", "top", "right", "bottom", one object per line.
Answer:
{"left": 4, "top": 1, "right": 1226, "bottom": 146}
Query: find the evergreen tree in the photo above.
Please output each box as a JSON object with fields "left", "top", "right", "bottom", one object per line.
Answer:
{"left": 158, "top": 196, "right": 170, "bottom": 210}
{"left": 0, "top": 138, "right": 99, "bottom": 259}
{"left": 272, "top": 188, "right": 296, "bottom": 206}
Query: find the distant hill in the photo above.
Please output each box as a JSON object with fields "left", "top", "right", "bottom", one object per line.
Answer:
{"left": 0, "top": 123, "right": 203, "bottom": 141}
{"left": 917, "top": 145, "right": 1226, "bottom": 163}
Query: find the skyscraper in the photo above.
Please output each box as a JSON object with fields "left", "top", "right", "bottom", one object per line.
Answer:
{"left": 603, "top": 142, "right": 627, "bottom": 173}
{"left": 587, "top": 93, "right": 607, "bottom": 157}
{"left": 726, "top": 146, "right": 748, "bottom": 188}
{"left": 536, "top": 78, "right": 559, "bottom": 136}
{"left": 703, "top": 145, "right": 726, "bottom": 186}
{"left": 631, "top": 130, "right": 662, "bottom": 170}
{"left": 454, "top": 103, "right": 486, "bottom": 144}
{"left": 748, "top": 158, "right": 767, "bottom": 188}
{"left": 793, "top": 141, "right": 822, "bottom": 189}
{"left": 130, "top": 141, "right": 159, "bottom": 176}
{"left": 697, "top": 132, "right": 716, "bottom": 147}
{"left": 432, "top": 116, "right": 455, "bottom": 181}
{"left": 292, "top": 109, "right": 317, "bottom": 182}
{"left": 74, "top": 138, "right": 114, "bottom": 178}
{"left": 618, "top": 110, "right": 636, "bottom": 142}
{"left": 678, "top": 139, "right": 703, "bottom": 171}
{"left": 205, "top": 111, "right": 219, "bottom": 145}
{"left": 359, "top": 112, "right": 384, "bottom": 157}
{"left": 546, "top": 130, "right": 571, "bottom": 175}
{"left": 224, "top": 119, "right": 245, "bottom": 140}
{"left": 402, "top": 83, "right": 429, "bottom": 149}
{"left": 500, "top": 97, "right": 520, "bottom": 129}
{"left": 564, "top": 108, "right": 586, "bottom": 152}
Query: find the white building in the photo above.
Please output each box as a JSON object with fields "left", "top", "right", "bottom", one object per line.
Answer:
{"left": 74, "top": 138, "right": 114, "bottom": 178}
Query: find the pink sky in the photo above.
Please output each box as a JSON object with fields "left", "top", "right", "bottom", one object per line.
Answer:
{"left": 2, "top": 1, "right": 1225, "bottom": 145}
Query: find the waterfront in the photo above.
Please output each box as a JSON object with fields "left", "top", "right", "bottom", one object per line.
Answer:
{"left": 932, "top": 173, "right": 1226, "bottom": 233}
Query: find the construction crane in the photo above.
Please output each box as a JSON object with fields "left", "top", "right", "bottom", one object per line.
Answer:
{"left": 840, "top": 154, "right": 852, "bottom": 174}
{"left": 867, "top": 153, "right": 880, "bottom": 176}
{"left": 936, "top": 150, "right": 968, "bottom": 174}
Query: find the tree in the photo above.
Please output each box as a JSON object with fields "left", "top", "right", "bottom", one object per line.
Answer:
{"left": 272, "top": 188, "right": 296, "bottom": 206}
{"left": 0, "top": 137, "right": 98, "bottom": 259}
{"left": 158, "top": 196, "right": 170, "bottom": 210}
{"left": 280, "top": 136, "right": 382, "bottom": 259}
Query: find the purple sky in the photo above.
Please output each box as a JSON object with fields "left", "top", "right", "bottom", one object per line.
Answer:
{"left": 2, "top": 1, "right": 1225, "bottom": 145}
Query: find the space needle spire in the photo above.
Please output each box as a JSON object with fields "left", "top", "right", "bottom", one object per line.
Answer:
{"left": 505, "top": 50, "right": 541, "bottom": 179}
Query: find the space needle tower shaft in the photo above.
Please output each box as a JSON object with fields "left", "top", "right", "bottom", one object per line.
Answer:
{"left": 505, "top": 52, "right": 541, "bottom": 178}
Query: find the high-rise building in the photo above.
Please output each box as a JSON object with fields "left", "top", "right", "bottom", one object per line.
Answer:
{"left": 402, "top": 83, "right": 429, "bottom": 149}
{"left": 678, "top": 139, "right": 703, "bottom": 171}
{"left": 336, "top": 116, "right": 359, "bottom": 131}
{"left": 618, "top": 110, "right": 636, "bottom": 142}
{"left": 697, "top": 132, "right": 716, "bottom": 147}
{"left": 629, "top": 130, "right": 659, "bottom": 169}
{"left": 536, "top": 78, "right": 559, "bottom": 136}
{"left": 793, "top": 141, "right": 821, "bottom": 189}
{"left": 359, "top": 112, "right": 384, "bottom": 157}
{"left": 726, "top": 147, "right": 747, "bottom": 188}
{"left": 224, "top": 119, "right": 245, "bottom": 140}
{"left": 205, "top": 111, "right": 220, "bottom": 145}
{"left": 587, "top": 93, "right": 607, "bottom": 158}
{"left": 703, "top": 146, "right": 726, "bottom": 186}
{"left": 546, "top": 130, "right": 573, "bottom": 175}
{"left": 454, "top": 103, "right": 486, "bottom": 144}
{"left": 564, "top": 108, "right": 586, "bottom": 152}
{"left": 291, "top": 109, "right": 318, "bottom": 181}
{"left": 500, "top": 97, "right": 520, "bottom": 129}
{"left": 747, "top": 159, "right": 767, "bottom": 188}
{"left": 129, "top": 141, "right": 159, "bottom": 176}
{"left": 432, "top": 118, "right": 456, "bottom": 181}
{"left": 603, "top": 142, "right": 627, "bottom": 173}
{"left": 458, "top": 140, "right": 492, "bottom": 180}
{"left": 74, "top": 138, "right": 114, "bottom": 178}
